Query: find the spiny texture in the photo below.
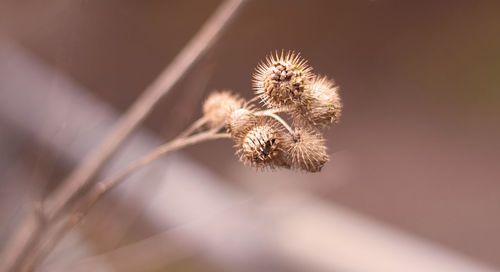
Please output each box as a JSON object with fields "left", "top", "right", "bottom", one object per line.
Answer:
{"left": 203, "top": 91, "right": 244, "bottom": 128}
{"left": 227, "top": 108, "right": 257, "bottom": 139}
{"left": 235, "top": 118, "right": 288, "bottom": 169}
{"left": 285, "top": 129, "right": 329, "bottom": 172}
{"left": 202, "top": 50, "right": 343, "bottom": 172}
{"left": 293, "top": 75, "right": 342, "bottom": 129}
{"left": 253, "top": 51, "right": 313, "bottom": 109}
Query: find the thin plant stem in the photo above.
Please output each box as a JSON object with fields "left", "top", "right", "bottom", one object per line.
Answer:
{"left": 19, "top": 129, "right": 231, "bottom": 272}
{"left": 262, "top": 112, "right": 294, "bottom": 135}
{"left": 178, "top": 116, "right": 208, "bottom": 138}
{"left": 44, "top": 0, "right": 247, "bottom": 228}
{"left": 0, "top": 1, "right": 248, "bottom": 271}
{"left": 254, "top": 108, "right": 290, "bottom": 116}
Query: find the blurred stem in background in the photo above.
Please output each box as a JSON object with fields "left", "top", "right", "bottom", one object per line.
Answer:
{"left": 0, "top": 0, "right": 248, "bottom": 271}
{"left": 20, "top": 126, "right": 231, "bottom": 271}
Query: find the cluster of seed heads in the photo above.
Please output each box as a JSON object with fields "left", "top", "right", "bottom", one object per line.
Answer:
{"left": 202, "top": 51, "right": 342, "bottom": 172}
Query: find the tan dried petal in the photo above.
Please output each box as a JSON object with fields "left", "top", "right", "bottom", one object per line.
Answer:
{"left": 293, "top": 75, "right": 342, "bottom": 129}
{"left": 284, "top": 128, "right": 328, "bottom": 172}
{"left": 203, "top": 90, "right": 244, "bottom": 128}
{"left": 253, "top": 50, "right": 313, "bottom": 109}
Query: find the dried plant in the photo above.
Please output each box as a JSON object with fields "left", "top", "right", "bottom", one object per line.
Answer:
{"left": 202, "top": 90, "right": 245, "bottom": 128}
{"left": 206, "top": 50, "right": 343, "bottom": 172}
{"left": 253, "top": 51, "right": 314, "bottom": 109}
{"left": 1, "top": 49, "right": 342, "bottom": 271}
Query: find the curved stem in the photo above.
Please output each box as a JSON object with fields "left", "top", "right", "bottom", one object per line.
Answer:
{"left": 262, "top": 112, "right": 294, "bottom": 135}
{"left": 254, "top": 107, "right": 291, "bottom": 116}
{"left": 101, "top": 129, "right": 229, "bottom": 191}
{"left": 20, "top": 130, "right": 231, "bottom": 271}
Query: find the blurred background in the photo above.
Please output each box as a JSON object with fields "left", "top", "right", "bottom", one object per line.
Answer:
{"left": 0, "top": 0, "right": 499, "bottom": 271}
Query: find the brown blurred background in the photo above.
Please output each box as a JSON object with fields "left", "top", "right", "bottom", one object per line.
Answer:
{"left": 0, "top": 0, "right": 499, "bottom": 271}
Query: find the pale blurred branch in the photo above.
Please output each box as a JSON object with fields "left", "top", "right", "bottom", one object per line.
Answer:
{"left": 0, "top": 0, "right": 248, "bottom": 270}
{"left": 75, "top": 231, "right": 192, "bottom": 272}
{"left": 20, "top": 129, "right": 231, "bottom": 271}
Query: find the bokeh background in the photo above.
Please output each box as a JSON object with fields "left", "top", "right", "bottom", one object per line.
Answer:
{"left": 1, "top": 0, "right": 499, "bottom": 271}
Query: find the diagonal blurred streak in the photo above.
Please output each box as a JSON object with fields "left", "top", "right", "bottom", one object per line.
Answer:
{"left": 0, "top": 39, "right": 498, "bottom": 272}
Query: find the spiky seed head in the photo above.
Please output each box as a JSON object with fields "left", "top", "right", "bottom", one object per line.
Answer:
{"left": 227, "top": 108, "right": 257, "bottom": 139}
{"left": 203, "top": 90, "right": 244, "bottom": 128}
{"left": 284, "top": 128, "right": 329, "bottom": 172}
{"left": 253, "top": 50, "right": 313, "bottom": 109}
{"left": 236, "top": 118, "right": 289, "bottom": 169}
{"left": 293, "top": 75, "right": 342, "bottom": 129}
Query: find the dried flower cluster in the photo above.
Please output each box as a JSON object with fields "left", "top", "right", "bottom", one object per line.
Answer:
{"left": 203, "top": 51, "right": 342, "bottom": 172}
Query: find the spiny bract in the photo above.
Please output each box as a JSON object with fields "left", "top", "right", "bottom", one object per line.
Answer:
{"left": 203, "top": 91, "right": 244, "bottom": 128}
{"left": 284, "top": 128, "right": 329, "bottom": 172}
{"left": 292, "top": 75, "right": 342, "bottom": 129}
{"left": 253, "top": 50, "right": 313, "bottom": 109}
{"left": 226, "top": 108, "right": 257, "bottom": 139}
{"left": 235, "top": 118, "right": 289, "bottom": 169}
{"left": 204, "top": 50, "right": 343, "bottom": 173}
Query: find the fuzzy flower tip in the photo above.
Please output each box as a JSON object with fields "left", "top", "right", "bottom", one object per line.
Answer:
{"left": 284, "top": 128, "right": 329, "bottom": 172}
{"left": 235, "top": 118, "right": 289, "bottom": 169}
{"left": 203, "top": 90, "right": 244, "bottom": 128}
{"left": 293, "top": 75, "right": 342, "bottom": 129}
{"left": 253, "top": 50, "right": 313, "bottom": 109}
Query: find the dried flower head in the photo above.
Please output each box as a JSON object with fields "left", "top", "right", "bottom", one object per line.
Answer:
{"left": 227, "top": 108, "right": 257, "bottom": 138}
{"left": 253, "top": 51, "right": 313, "bottom": 108}
{"left": 203, "top": 90, "right": 244, "bottom": 128}
{"left": 292, "top": 75, "right": 342, "bottom": 129}
{"left": 235, "top": 118, "right": 289, "bottom": 169}
{"left": 203, "top": 51, "right": 342, "bottom": 172}
{"left": 284, "top": 128, "right": 328, "bottom": 172}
